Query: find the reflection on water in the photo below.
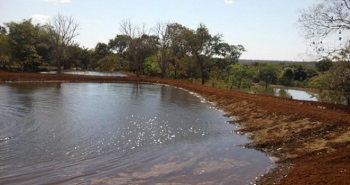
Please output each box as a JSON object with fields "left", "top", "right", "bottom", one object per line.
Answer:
{"left": 247, "top": 86, "right": 319, "bottom": 102}
{"left": 41, "top": 70, "right": 127, "bottom": 77}
{"left": 0, "top": 83, "right": 272, "bottom": 184}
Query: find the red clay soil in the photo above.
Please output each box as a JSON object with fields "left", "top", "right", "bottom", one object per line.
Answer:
{"left": 1, "top": 71, "right": 350, "bottom": 185}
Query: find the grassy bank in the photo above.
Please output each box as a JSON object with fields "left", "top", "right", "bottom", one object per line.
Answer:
{"left": 1, "top": 71, "right": 350, "bottom": 184}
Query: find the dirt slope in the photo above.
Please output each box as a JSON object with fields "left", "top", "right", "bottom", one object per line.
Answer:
{"left": 1, "top": 71, "right": 350, "bottom": 184}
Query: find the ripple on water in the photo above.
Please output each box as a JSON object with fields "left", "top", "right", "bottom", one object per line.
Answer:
{"left": 0, "top": 83, "right": 273, "bottom": 184}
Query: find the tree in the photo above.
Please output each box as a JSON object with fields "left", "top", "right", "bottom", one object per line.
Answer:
{"left": 167, "top": 23, "right": 192, "bottom": 79}
{"left": 63, "top": 44, "right": 83, "bottom": 69}
{"left": 279, "top": 67, "right": 295, "bottom": 86}
{"left": 328, "top": 61, "right": 350, "bottom": 105}
{"left": 316, "top": 58, "right": 333, "bottom": 72}
{"left": 108, "top": 34, "right": 129, "bottom": 56}
{"left": 6, "top": 19, "right": 43, "bottom": 71}
{"left": 0, "top": 26, "right": 10, "bottom": 69}
{"left": 0, "top": 26, "right": 6, "bottom": 35}
{"left": 119, "top": 20, "right": 158, "bottom": 77}
{"left": 97, "top": 54, "right": 118, "bottom": 71}
{"left": 80, "top": 48, "right": 92, "bottom": 70}
{"left": 47, "top": 14, "right": 79, "bottom": 73}
{"left": 154, "top": 22, "right": 171, "bottom": 78}
{"left": 299, "top": 0, "right": 350, "bottom": 57}
{"left": 93, "top": 43, "right": 110, "bottom": 60}
{"left": 228, "top": 64, "right": 252, "bottom": 89}
{"left": 292, "top": 65, "right": 307, "bottom": 82}
{"left": 258, "top": 64, "right": 279, "bottom": 89}
{"left": 144, "top": 55, "right": 161, "bottom": 76}
{"left": 186, "top": 24, "right": 245, "bottom": 85}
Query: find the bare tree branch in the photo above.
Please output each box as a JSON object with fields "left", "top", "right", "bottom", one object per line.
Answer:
{"left": 299, "top": 0, "right": 350, "bottom": 58}
{"left": 47, "top": 14, "right": 79, "bottom": 73}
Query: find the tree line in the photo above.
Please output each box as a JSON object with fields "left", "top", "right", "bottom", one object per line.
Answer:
{"left": 0, "top": 16, "right": 245, "bottom": 85}
{"left": 2, "top": 1, "right": 350, "bottom": 105}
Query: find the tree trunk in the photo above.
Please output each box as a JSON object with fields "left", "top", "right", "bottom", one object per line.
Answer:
{"left": 161, "top": 59, "right": 167, "bottom": 78}
{"left": 195, "top": 54, "right": 205, "bottom": 85}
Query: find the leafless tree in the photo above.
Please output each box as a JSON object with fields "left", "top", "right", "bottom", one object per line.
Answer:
{"left": 48, "top": 14, "right": 79, "bottom": 73}
{"left": 299, "top": 0, "right": 350, "bottom": 58}
{"left": 154, "top": 22, "right": 171, "bottom": 78}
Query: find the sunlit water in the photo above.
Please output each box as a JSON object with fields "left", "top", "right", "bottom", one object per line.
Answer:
{"left": 0, "top": 83, "right": 273, "bottom": 184}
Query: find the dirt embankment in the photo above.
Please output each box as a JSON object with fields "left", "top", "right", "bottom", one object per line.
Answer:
{"left": 1, "top": 71, "right": 350, "bottom": 184}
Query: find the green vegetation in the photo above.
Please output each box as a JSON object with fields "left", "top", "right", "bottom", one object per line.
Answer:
{"left": 2, "top": 2, "right": 350, "bottom": 105}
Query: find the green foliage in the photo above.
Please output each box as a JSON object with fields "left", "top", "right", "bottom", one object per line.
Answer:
{"left": 22, "top": 45, "right": 42, "bottom": 71}
{"left": 307, "top": 72, "right": 332, "bottom": 89}
{"left": 97, "top": 54, "right": 124, "bottom": 71}
{"left": 0, "top": 31, "right": 11, "bottom": 69}
{"left": 308, "top": 61, "right": 350, "bottom": 105}
{"left": 279, "top": 67, "right": 294, "bottom": 86}
{"left": 316, "top": 58, "right": 333, "bottom": 73}
{"left": 328, "top": 61, "right": 350, "bottom": 104}
{"left": 227, "top": 64, "right": 252, "bottom": 89}
{"left": 80, "top": 48, "right": 92, "bottom": 70}
{"left": 5, "top": 19, "right": 46, "bottom": 71}
{"left": 258, "top": 64, "right": 279, "bottom": 89}
{"left": 291, "top": 64, "right": 308, "bottom": 81}
{"left": 144, "top": 55, "right": 161, "bottom": 76}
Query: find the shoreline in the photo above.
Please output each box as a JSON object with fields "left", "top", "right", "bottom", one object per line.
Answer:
{"left": 1, "top": 71, "right": 350, "bottom": 184}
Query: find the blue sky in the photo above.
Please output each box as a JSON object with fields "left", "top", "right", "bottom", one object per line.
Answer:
{"left": 0, "top": 0, "right": 315, "bottom": 61}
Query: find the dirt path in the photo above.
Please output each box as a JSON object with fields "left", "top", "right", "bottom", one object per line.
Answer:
{"left": 1, "top": 71, "right": 350, "bottom": 184}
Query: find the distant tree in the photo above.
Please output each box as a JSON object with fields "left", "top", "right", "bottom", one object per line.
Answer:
{"left": 47, "top": 14, "right": 79, "bottom": 73}
{"left": 316, "top": 58, "right": 333, "bottom": 73}
{"left": 305, "top": 68, "right": 318, "bottom": 79}
{"left": 0, "top": 26, "right": 10, "bottom": 69}
{"left": 292, "top": 65, "right": 308, "bottom": 82}
{"left": 144, "top": 55, "right": 161, "bottom": 76}
{"left": 63, "top": 44, "right": 83, "bottom": 69}
{"left": 97, "top": 54, "right": 120, "bottom": 71}
{"left": 108, "top": 35, "right": 129, "bottom": 56}
{"left": 6, "top": 19, "right": 42, "bottom": 71}
{"left": 279, "top": 67, "right": 294, "bottom": 86}
{"left": 167, "top": 23, "right": 192, "bottom": 79}
{"left": 80, "top": 47, "right": 92, "bottom": 70}
{"left": 154, "top": 22, "right": 171, "bottom": 78}
{"left": 258, "top": 64, "right": 279, "bottom": 89}
{"left": 93, "top": 43, "right": 110, "bottom": 61}
{"left": 228, "top": 64, "right": 252, "bottom": 89}
{"left": 119, "top": 20, "right": 158, "bottom": 77}
{"left": 186, "top": 24, "right": 214, "bottom": 84}
{"left": 187, "top": 24, "right": 244, "bottom": 85}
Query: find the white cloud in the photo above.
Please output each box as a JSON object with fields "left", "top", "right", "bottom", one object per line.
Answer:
{"left": 224, "top": 0, "right": 234, "bottom": 4}
{"left": 43, "top": 0, "right": 71, "bottom": 5}
{"left": 31, "top": 14, "right": 51, "bottom": 25}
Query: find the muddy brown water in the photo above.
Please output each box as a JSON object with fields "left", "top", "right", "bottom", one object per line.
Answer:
{"left": 0, "top": 83, "right": 273, "bottom": 184}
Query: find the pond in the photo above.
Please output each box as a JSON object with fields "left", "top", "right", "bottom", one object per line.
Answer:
{"left": 41, "top": 71, "right": 127, "bottom": 77}
{"left": 248, "top": 87, "right": 318, "bottom": 101}
{"left": 0, "top": 83, "right": 273, "bottom": 184}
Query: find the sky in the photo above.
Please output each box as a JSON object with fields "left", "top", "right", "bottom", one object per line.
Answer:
{"left": 0, "top": 0, "right": 316, "bottom": 61}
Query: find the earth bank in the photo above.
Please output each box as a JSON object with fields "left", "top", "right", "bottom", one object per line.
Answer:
{"left": 1, "top": 71, "right": 350, "bottom": 184}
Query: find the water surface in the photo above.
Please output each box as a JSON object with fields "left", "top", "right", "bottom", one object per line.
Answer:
{"left": 41, "top": 71, "right": 127, "bottom": 77}
{"left": 246, "top": 86, "right": 318, "bottom": 101}
{"left": 0, "top": 83, "right": 272, "bottom": 184}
